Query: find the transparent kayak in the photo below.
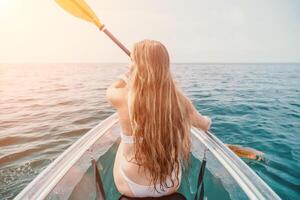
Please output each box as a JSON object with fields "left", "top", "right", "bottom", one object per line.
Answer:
{"left": 14, "top": 113, "right": 281, "bottom": 200}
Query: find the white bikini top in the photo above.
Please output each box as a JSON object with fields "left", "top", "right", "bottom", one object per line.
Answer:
{"left": 120, "top": 131, "right": 134, "bottom": 144}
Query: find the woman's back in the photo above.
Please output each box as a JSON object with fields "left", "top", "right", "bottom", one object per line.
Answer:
{"left": 108, "top": 81, "right": 182, "bottom": 197}
{"left": 106, "top": 40, "right": 211, "bottom": 198}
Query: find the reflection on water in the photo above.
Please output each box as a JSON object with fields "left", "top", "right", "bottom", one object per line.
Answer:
{"left": 0, "top": 63, "right": 299, "bottom": 199}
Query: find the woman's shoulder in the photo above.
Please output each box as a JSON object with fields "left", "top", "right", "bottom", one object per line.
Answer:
{"left": 106, "top": 79, "right": 128, "bottom": 108}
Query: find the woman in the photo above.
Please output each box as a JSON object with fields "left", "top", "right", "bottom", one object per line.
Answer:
{"left": 106, "top": 40, "right": 211, "bottom": 198}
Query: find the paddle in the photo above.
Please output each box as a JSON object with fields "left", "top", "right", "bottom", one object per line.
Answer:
{"left": 226, "top": 144, "right": 264, "bottom": 161}
{"left": 54, "top": 0, "right": 131, "bottom": 57}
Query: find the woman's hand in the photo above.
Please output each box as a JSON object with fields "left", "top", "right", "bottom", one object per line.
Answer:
{"left": 202, "top": 116, "right": 212, "bottom": 131}
{"left": 191, "top": 111, "right": 212, "bottom": 132}
{"left": 186, "top": 99, "right": 211, "bottom": 132}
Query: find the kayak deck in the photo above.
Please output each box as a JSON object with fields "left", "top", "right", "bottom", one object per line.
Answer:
{"left": 14, "top": 113, "right": 281, "bottom": 200}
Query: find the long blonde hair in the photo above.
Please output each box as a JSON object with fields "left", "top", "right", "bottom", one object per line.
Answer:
{"left": 129, "top": 40, "right": 191, "bottom": 190}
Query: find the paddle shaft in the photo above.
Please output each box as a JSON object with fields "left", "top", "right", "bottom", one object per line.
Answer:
{"left": 101, "top": 27, "right": 131, "bottom": 57}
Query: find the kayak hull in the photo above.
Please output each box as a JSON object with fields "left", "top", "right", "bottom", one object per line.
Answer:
{"left": 13, "top": 113, "right": 281, "bottom": 200}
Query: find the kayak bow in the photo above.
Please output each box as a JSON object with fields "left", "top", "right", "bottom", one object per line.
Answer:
{"left": 14, "top": 113, "right": 281, "bottom": 200}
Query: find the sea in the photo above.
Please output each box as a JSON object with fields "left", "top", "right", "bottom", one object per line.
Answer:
{"left": 0, "top": 63, "right": 299, "bottom": 200}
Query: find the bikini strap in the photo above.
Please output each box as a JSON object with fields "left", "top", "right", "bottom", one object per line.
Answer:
{"left": 121, "top": 131, "right": 134, "bottom": 144}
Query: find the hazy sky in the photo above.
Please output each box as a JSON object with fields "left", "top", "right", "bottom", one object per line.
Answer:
{"left": 0, "top": 0, "right": 299, "bottom": 63}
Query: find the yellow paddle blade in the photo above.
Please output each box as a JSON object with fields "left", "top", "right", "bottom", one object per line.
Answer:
{"left": 55, "top": 0, "right": 103, "bottom": 28}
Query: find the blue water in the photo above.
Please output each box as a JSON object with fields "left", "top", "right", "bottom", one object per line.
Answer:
{"left": 0, "top": 63, "right": 299, "bottom": 199}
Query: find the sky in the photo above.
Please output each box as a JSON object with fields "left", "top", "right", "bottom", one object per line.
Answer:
{"left": 0, "top": 0, "right": 299, "bottom": 63}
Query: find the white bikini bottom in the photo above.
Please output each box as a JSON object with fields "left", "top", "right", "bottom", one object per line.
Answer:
{"left": 120, "top": 163, "right": 182, "bottom": 197}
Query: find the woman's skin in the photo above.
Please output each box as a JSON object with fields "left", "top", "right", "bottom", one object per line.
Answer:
{"left": 106, "top": 66, "right": 211, "bottom": 197}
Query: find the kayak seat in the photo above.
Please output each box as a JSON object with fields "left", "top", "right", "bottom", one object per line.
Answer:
{"left": 119, "top": 192, "right": 186, "bottom": 200}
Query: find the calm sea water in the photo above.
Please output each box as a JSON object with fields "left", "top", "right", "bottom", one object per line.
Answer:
{"left": 0, "top": 63, "right": 299, "bottom": 200}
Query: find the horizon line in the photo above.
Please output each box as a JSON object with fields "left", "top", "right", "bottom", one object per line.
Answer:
{"left": 1, "top": 62, "right": 300, "bottom": 65}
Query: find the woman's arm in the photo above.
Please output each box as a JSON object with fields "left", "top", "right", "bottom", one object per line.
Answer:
{"left": 187, "top": 99, "right": 211, "bottom": 132}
